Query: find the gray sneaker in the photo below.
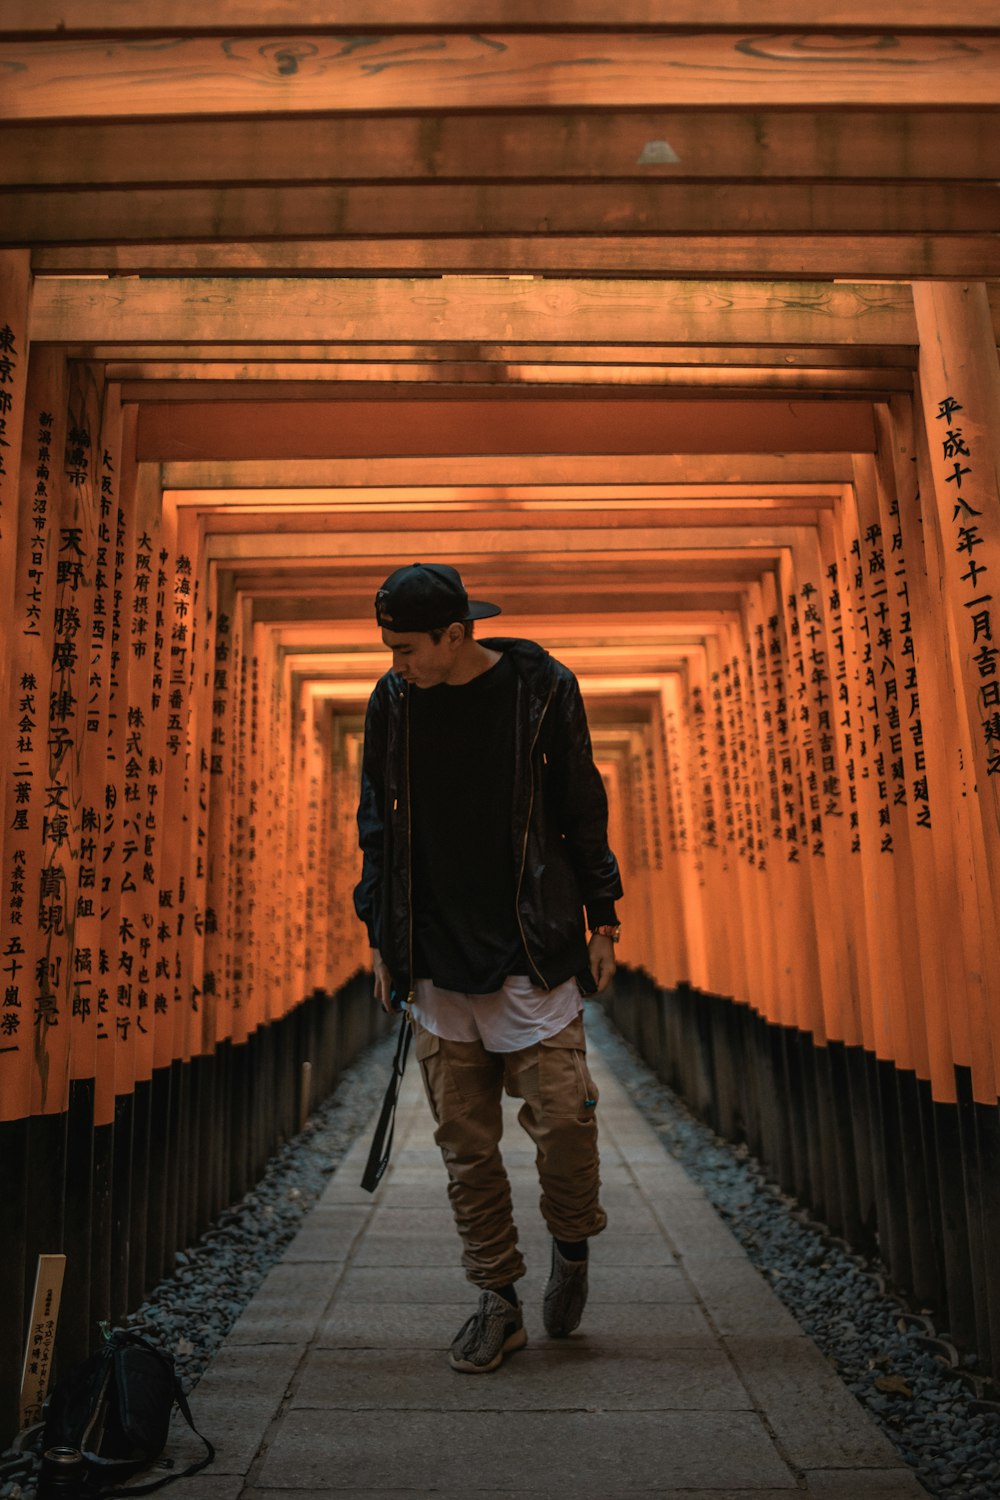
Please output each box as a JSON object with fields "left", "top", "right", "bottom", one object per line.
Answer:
{"left": 449, "top": 1289, "right": 527, "bottom": 1373}
{"left": 543, "top": 1240, "right": 588, "bottom": 1337}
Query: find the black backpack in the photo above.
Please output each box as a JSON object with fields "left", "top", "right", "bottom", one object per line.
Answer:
{"left": 42, "top": 1329, "right": 214, "bottom": 1494}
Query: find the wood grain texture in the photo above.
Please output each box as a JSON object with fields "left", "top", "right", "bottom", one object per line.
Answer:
{"left": 3, "top": 2, "right": 1000, "bottom": 32}
{"left": 113, "top": 366, "right": 913, "bottom": 393}
{"left": 7, "top": 110, "right": 1000, "bottom": 185}
{"left": 3, "top": 33, "right": 1000, "bottom": 120}
{"left": 160, "top": 454, "right": 859, "bottom": 486}
{"left": 28, "top": 276, "right": 920, "bottom": 347}
{"left": 63, "top": 342, "right": 922, "bottom": 369}
{"left": 134, "top": 395, "right": 876, "bottom": 461}
{"left": 29, "top": 236, "right": 1000, "bottom": 282}
{"left": 8, "top": 183, "right": 999, "bottom": 244}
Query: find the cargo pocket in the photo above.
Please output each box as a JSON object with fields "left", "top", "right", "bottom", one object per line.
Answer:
{"left": 538, "top": 1019, "right": 599, "bottom": 1118}
{"left": 412, "top": 1021, "right": 444, "bottom": 1125}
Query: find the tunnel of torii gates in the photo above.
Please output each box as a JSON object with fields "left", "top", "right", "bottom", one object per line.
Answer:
{"left": 3, "top": 0, "right": 1000, "bottom": 1438}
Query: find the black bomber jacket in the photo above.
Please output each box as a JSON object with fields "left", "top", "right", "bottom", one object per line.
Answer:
{"left": 353, "top": 637, "right": 623, "bottom": 999}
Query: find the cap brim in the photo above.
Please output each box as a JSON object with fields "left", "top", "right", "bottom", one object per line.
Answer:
{"left": 465, "top": 599, "right": 502, "bottom": 620}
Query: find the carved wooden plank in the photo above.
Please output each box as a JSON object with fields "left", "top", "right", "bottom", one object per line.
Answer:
{"left": 7, "top": 183, "right": 998, "bottom": 244}
{"left": 4, "top": 33, "right": 1000, "bottom": 121}
{"left": 30, "top": 235, "right": 1000, "bottom": 281}
{"left": 29, "top": 276, "right": 919, "bottom": 347}
{"left": 8, "top": 110, "right": 1000, "bottom": 186}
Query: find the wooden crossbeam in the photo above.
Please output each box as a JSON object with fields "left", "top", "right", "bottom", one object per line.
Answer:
{"left": 3, "top": 33, "right": 999, "bottom": 119}
{"left": 4, "top": 3, "right": 999, "bottom": 33}
{"left": 161, "top": 454, "right": 859, "bottom": 486}
{"left": 33, "top": 237, "right": 1000, "bottom": 281}
{"left": 64, "top": 342, "right": 923, "bottom": 370}
{"left": 7, "top": 111, "right": 999, "bottom": 185}
{"left": 8, "top": 184, "right": 998, "bottom": 244}
{"left": 207, "top": 537, "right": 792, "bottom": 568}
{"left": 169, "top": 482, "right": 843, "bottom": 507}
{"left": 113, "top": 367, "right": 915, "bottom": 395}
{"left": 29, "top": 277, "right": 919, "bottom": 347}
{"left": 134, "top": 396, "right": 875, "bottom": 461}
{"left": 199, "top": 505, "right": 836, "bottom": 533}
{"left": 246, "top": 588, "right": 743, "bottom": 617}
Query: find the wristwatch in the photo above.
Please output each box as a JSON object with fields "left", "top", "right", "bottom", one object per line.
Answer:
{"left": 590, "top": 923, "right": 621, "bottom": 942}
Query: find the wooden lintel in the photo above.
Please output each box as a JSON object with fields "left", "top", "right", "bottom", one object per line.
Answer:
{"left": 168, "top": 482, "right": 843, "bottom": 505}
{"left": 30, "top": 277, "right": 919, "bottom": 349}
{"left": 7, "top": 110, "right": 1000, "bottom": 186}
{"left": 245, "top": 588, "right": 744, "bottom": 618}
{"left": 112, "top": 366, "right": 915, "bottom": 395}
{"left": 200, "top": 506, "right": 834, "bottom": 534}
{"left": 7, "top": 184, "right": 998, "bottom": 244}
{"left": 66, "top": 342, "right": 921, "bottom": 370}
{"left": 3, "top": 33, "right": 999, "bottom": 120}
{"left": 4, "top": 4, "right": 999, "bottom": 35}
{"left": 135, "top": 396, "right": 875, "bottom": 461}
{"left": 205, "top": 531, "right": 794, "bottom": 561}
{"left": 160, "top": 454, "right": 859, "bottom": 487}
{"left": 30, "top": 236, "right": 1000, "bottom": 282}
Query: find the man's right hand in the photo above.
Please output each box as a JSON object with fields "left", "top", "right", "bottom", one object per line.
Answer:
{"left": 371, "top": 948, "right": 394, "bottom": 1012}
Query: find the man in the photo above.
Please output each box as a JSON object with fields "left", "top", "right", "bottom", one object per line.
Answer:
{"left": 354, "top": 562, "right": 623, "bottom": 1373}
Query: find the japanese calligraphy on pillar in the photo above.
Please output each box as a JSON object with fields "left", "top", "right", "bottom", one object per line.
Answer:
{"left": 689, "top": 681, "right": 715, "bottom": 857}
{"left": 0, "top": 355, "right": 67, "bottom": 1101}
{"left": 710, "top": 665, "right": 736, "bottom": 848}
{"left": 933, "top": 394, "right": 1000, "bottom": 779}
{"left": 884, "top": 492, "right": 931, "bottom": 831}
{"left": 769, "top": 608, "right": 801, "bottom": 864}
{"left": 71, "top": 392, "right": 122, "bottom": 1094}
{"left": 32, "top": 373, "right": 101, "bottom": 1109}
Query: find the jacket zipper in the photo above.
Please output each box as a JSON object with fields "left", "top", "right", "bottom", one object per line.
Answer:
{"left": 515, "top": 682, "right": 554, "bottom": 989}
{"left": 404, "top": 684, "right": 415, "bottom": 1003}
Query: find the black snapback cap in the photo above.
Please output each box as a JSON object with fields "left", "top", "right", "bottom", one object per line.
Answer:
{"left": 374, "top": 562, "right": 501, "bottom": 633}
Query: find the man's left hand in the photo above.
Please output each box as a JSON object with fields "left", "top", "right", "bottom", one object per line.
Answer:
{"left": 588, "top": 932, "right": 616, "bottom": 993}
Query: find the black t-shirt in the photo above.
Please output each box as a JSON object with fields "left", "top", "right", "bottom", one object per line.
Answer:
{"left": 408, "top": 651, "right": 530, "bottom": 993}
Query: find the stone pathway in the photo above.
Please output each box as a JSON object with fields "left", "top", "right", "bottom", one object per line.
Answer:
{"left": 165, "top": 1034, "right": 926, "bottom": 1499}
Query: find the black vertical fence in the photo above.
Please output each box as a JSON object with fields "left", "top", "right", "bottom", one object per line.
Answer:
{"left": 602, "top": 966, "right": 1000, "bottom": 1382}
{"left": 1, "top": 972, "right": 387, "bottom": 1444}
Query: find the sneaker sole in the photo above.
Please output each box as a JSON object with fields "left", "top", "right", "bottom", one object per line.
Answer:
{"left": 448, "top": 1324, "right": 527, "bottom": 1374}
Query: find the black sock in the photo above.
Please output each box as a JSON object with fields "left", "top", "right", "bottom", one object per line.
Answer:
{"left": 555, "top": 1237, "right": 588, "bottom": 1263}
{"left": 494, "top": 1283, "right": 519, "bottom": 1306}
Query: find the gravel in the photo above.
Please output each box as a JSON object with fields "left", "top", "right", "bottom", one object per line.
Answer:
{"left": 584, "top": 999, "right": 1000, "bottom": 1500}
{"left": 6, "top": 1001, "right": 997, "bottom": 1500}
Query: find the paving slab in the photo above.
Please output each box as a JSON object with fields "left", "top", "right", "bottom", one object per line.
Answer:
{"left": 225, "top": 1262, "right": 344, "bottom": 1346}
{"left": 246, "top": 1491, "right": 805, "bottom": 1500}
{"left": 169, "top": 1345, "right": 302, "bottom": 1475}
{"left": 172, "top": 1027, "right": 921, "bottom": 1500}
{"left": 290, "top": 1343, "right": 752, "bottom": 1411}
{"left": 727, "top": 1337, "right": 908, "bottom": 1470}
{"left": 257, "top": 1410, "right": 797, "bottom": 1491}
{"left": 802, "top": 1472, "right": 929, "bottom": 1498}
{"left": 315, "top": 1297, "right": 718, "bottom": 1350}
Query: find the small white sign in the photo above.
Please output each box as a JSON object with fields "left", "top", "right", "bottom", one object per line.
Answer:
{"left": 19, "top": 1254, "right": 67, "bottom": 1428}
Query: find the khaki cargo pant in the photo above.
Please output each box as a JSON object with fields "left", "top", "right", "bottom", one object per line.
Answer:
{"left": 411, "top": 1011, "right": 607, "bottom": 1288}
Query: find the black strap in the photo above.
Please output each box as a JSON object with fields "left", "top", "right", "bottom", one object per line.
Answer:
{"left": 361, "top": 1016, "right": 412, "bottom": 1193}
{"left": 89, "top": 1381, "right": 216, "bottom": 1495}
